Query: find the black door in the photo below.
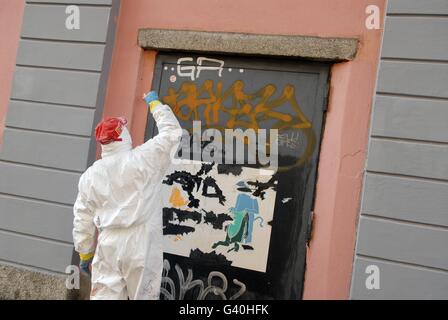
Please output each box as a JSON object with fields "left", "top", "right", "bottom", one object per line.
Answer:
{"left": 146, "top": 53, "right": 329, "bottom": 299}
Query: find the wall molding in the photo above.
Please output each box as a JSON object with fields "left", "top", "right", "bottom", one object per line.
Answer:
{"left": 138, "top": 29, "right": 359, "bottom": 61}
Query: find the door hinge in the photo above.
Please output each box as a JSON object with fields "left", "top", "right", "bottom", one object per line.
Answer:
{"left": 306, "top": 210, "right": 315, "bottom": 246}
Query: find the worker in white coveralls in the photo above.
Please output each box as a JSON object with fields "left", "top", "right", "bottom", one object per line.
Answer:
{"left": 72, "top": 91, "right": 182, "bottom": 300}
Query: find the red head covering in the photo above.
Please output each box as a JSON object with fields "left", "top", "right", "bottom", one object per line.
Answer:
{"left": 95, "top": 117, "right": 128, "bottom": 145}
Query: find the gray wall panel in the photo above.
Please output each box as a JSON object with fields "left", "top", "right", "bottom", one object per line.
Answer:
{"left": 0, "top": 162, "right": 79, "bottom": 205}
{"left": 382, "top": 17, "right": 448, "bottom": 61}
{"left": 0, "top": 230, "right": 73, "bottom": 273}
{"left": 347, "top": 1, "right": 448, "bottom": 299}
{"left": 12, "top": 67, "right": 100, "bottom": 107}
{"left": 377, "top": 61, "right": 448, "bottom": 98}
{"left": 6, "top": 100, "right": 95, "bottom": 136}
{"left": 372, "top": 95, "right": 448, "bottom": 143}
{"left": 17, "top": 40, "right": 105, "bottom": 71}
{"left": 357, "top": 217, "right": 448, "bottom": 270}
{"left": 388, "top": 0, "right": 448, "bottom": 15}
{"left": 0, "top": 0, "right": 118, "bottom": 275}
{"left": 0, "top": 128, "right": 90, "bottom": 172}
{"left": 351, "top": 257, "right": 448, "bottom": 300}
{"left": 368, "top": 139, "right": 448, "bottom": 180}
{"left": 362, "top": 174, "right": 448, "bottom": 227}
{"left": 0, "top": 195, "right": 73, "bottom": 243}
{"left": 22, "top": 5, "right": 110, "bottom": 42}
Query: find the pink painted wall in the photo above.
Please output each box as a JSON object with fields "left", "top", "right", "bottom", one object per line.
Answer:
{"left": 0, "top": 0, "right": 25, "bottom": 145}
{"left": 102, "top": 0, "right": 386, "bottom": 299}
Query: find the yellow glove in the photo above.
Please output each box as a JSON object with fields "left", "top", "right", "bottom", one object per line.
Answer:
{"left": 79, "top": 252, "right": 94, "bottom": 261}
{"left": 149, "top": 100, "right": 162, "bottom": 112}
{"left": 143, "top": 91, "right": 162, "bottom": 112}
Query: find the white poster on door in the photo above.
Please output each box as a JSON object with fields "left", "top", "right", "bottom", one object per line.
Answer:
{"left": 161, "top": 159, "right": 277, "bottom": 273}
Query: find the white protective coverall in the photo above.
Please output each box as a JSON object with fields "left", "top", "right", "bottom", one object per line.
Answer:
{"left": 73, "top": 104, "right": 182, "bottom": 300}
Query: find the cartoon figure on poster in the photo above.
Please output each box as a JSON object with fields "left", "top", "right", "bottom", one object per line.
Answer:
{"left": 161, "top": 160, "right": 277, "bottom": 273}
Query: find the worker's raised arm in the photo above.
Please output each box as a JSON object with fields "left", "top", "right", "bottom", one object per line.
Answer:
{"left": 131, "top": 91, "right": 182, "bottom": 182}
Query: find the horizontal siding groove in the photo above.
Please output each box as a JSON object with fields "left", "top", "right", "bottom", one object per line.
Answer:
{"left": 356, "top": 254, "right": 448, "bottom": 274}
{"left": 0, "top": 192, "right": 74, "bottom": 207}
{"left": 0, "top": 228, "right": 73, "bottom": 246}
{"left": 360, "top": 214, "right": 448, "bottom": 232}
{"left": 20, "top": 36, "right": 106, "bottom": 46}
{"left": 18, "top": 37, "right": 105, "bottom": 46}
{"left": 0, "top": 159, "right": 84, "bottom": 175}
{"left": 16, "top": 63, "right": 102, "bottom": 74}
{"left": 0, "top": 257, "right": 69, "bottom": 276}
{"left": 367, "top": 171, "right": 448, "bottom": 184}
{"left": 382, "top": 57, "right": 448, "bottom": 64}
{"left": 0, "top": 192, "right": 72, "bottom": 208}
{"left": 376, "top": 92, "right": 448, "bottom": 101}
{"left": 371, "top": 136, "right": 448, "bottom": 146}
{"left": 15, "top": 64, "right": 101, "bottom": 75}
{"left": 0, "top": 229, "right": 73, "bottom": 247}
{"left": 26, "top": 2, "right": 111, "bottom": 8}
{"left": 5, "top": 125, "right": 91, "bottom": 139}
{"left": 10, "top": 98, "right": 96, "bottom": 110}
{"left": 387, "top": 14, "right": 448, "bottom": 18}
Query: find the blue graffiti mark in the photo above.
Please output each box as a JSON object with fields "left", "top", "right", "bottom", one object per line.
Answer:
{"left": 233, "top": 193, "right": 259, "bottom": 243}
{"left": 212, "top": 193, "right": 263, "bottom": 252}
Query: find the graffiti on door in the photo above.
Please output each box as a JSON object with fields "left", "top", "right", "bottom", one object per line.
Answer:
{"left": 162, "top": 63, "right": 316, "bottom": 170}
{"left": 161, "top": 259, "right": 246, "bottom": 300}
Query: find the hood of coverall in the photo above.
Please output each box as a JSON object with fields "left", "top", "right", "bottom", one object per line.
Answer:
{"left": 101, "top": 126, "right": 133, "bottom": 158}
